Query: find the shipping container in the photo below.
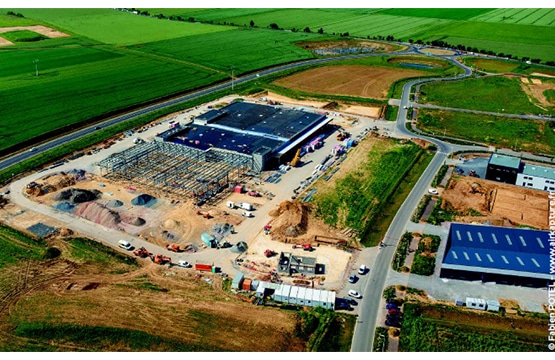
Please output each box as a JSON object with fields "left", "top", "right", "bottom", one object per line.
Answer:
{"left": 242, "top": 278, "right": 252, "bottom": 291}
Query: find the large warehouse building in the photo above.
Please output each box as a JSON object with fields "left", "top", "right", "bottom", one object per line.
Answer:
{"left": 156, "top": 101, "right": 331, "bottom": 171}
{"left": 440, "top": 223, "right": 552, "bottom": 288}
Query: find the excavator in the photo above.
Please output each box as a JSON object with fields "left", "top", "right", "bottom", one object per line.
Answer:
{"left": 166, "top": 244, "right": 182, "bottom": 253}
{"left": 133, "top": 246, "right": 151, "bottom": 258}
{"left": 152, "top": 254, "right": 172, "bottom": 265}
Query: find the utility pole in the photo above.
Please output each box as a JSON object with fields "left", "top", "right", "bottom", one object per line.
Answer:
{"left": 33, "top": 59, "right": 39, "bottom": 76}
{"left": 231, "top": 66, "right": 234, "bottom": 92}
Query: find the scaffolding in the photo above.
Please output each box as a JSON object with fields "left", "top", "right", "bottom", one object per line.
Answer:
{"left": 98, "top": 141, "right": 256, "bottom": 204}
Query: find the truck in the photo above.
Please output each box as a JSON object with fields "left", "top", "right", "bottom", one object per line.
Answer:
{"left": 239, "top": 202, "right": 254, "bottom": 211}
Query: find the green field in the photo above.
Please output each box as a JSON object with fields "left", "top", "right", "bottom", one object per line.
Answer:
{"left": 0, "top": 47, "right": 224, "bottom": 153}
{"left": 7, "top": 8, "right": 232, "bottom": 45}
{"left": 399, "top": 302, "right": 546, "bottom": 351}
{"left": 133, "top": 28, "right": 318, "bottom": 74}
{"left": 417, "top": 109, "right": 555, "bottom": 155}
{"left": 419, "top": 75, "right": 550, "bottom": 114}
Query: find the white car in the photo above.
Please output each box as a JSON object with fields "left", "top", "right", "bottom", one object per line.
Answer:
{"left": 118, "top": 240, "right": 132, "bottom": 250}
{"left": 428, "top": 188, "right": 438, "bottom": 195}
{"left": 177, "top": 260, "right": 192, "bottom": 268}
{"left": 241, "top": 211, "right": 252, "bottom": 217}
{"left": 348, "top": 289, "right": 362, "bottom": 298}
{"left": 29, "top": 147, "right": 38, "bottom": 152}
{"left": 358, "top": 265, "right": 368, "bottom": 275}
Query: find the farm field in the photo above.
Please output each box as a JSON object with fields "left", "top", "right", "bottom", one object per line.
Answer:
{"left": 167, "top": 8, "right": 555, "bottom": 63}
{"left": 132, "top": 28, "right": 318, "bottom": 74}
{"left": 399, "top": 301, "right": 546, "bottom": 351}
{"left": 6, "top": 8, "right": 232, "bottom": 45}
{"left": 0, "top": 47, "right": 224, "bottom": 154}
{"left": 416, "top": 109, "right": 555, "bottom": 155}
{"left": 419, "top": 75, "right": 554, "bottom": 114}
{"left": 463, "top": 57, "right": 555, "bottom": 76}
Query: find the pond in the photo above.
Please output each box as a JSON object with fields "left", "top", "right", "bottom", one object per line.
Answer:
{"left": 399, "top": 62, "right": 434, "bottom": 69}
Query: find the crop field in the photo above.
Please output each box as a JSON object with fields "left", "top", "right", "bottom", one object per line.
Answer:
{"left": 379, "top": 8, "right": 493, "bottom": 20}
{"left": 399, "top": 302, "right": 546, "bottom": 351}
{"left": 417, "top": 109, "right": 555, "bottom": 155}
{"left": 470, "top": 8, "right": 555, "bottom": 26}
{"left": 133, "top": 28, "right": 318, "bottom": 74}
{"left": 419, "top": 75, "right": 550, "bottom": 114}
{"left": 0, "top": 47, "right": 224, "bottom": 153}
{"left": 8, "top": 8, "right": 232, "bottom": 46}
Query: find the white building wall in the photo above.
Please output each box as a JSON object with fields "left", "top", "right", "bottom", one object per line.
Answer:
{"left": 516, "top": 173, "right": 555, "bottom": 191}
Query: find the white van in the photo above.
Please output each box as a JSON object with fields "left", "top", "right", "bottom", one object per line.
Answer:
{"left": 118, "top": 240, "right": 132, "bottom": 250}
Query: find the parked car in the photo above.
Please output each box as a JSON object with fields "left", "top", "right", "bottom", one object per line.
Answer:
{"left": 388, "top": 308, "right": 401, "bottom": 315}
{"left": 177, "top": 260, "right": 191, "bottom": 268}
{"left": 348, "top": 274, "right": 357, "bottom": 283}
{"left": 118, "top": 240, "right": 132, "bottom": 251}
{"left": 94, "top": 126, "right": 102, "bottom": 130}
{"left": 386, "top": 303, "right": 399, "bottom": 310}
{"left": 343, "top": 297, "right": 358, "bottom": 306}
{"left": 358, "top": 264, "right": 368, "bottom": 275}
{"left": 385, "top": 319, "right": 401, "bottom": 327}
{"left": 428, "top": 188, "right": 438, "bottom": 195}
{"left": 241, "top": 211, "right": 253, "bottom": 217}
{"left": 348, "top": 289, "right": 362, "bottom": 298}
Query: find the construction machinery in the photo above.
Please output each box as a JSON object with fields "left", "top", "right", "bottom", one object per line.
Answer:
{"left": 133, "top": 246, "right": 151, "bottom": 258}
{"left": 336, "top": 131, "right": 347, "bottom": 141}
{"left": 292, "top": 243, "right": 314, "bottom": 251}
{"left": 290, "top": 148, "right": 301, "bottom": 167}
{"left": 264, "top": 249, "right": 277, "bottom": 258}
{"left": 166, "top": 244, "right": 182, "bottom": 253}
{"left": 152, "top": 254, "right": 171, "bottom": 265}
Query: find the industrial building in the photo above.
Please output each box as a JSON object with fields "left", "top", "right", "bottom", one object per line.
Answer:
{"left": 98, "top": 101, "right": 330, "bottom": 203}
{"left": 277, "top": 252, "right": 323, "bottom": 276}
{"left": 440, "top": 223, "right": 552, "bottom": 288}
{"left": 485, "top": 153, "right": 522, "bottom": 184}
{"left": 156, "top": 101, "right": 330, "bottom": 172}
{"left": 516, "top": 163, "right": 555, "bottom": 192}
{"left": 255, "top": 281, "right": 335, "bottom": 309}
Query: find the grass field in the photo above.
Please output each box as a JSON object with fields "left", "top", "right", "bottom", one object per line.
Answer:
{"left": 312, "top": 138, "right": 425, "bottom": 242}
{"left": 399, "top": 302, "right": 546, "bottom": 351}
{"left": 419, "top": 75, "right": 548, "bottom": 114}
{"left": 417, "top": 109, "right": 555, "bottom": 155}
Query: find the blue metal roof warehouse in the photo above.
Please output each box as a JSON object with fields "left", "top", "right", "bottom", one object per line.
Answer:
{"left": 440, "top": 223, "right": 552, "bottom": 287}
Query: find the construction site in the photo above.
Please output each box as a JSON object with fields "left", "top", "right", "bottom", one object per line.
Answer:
{"left": 1, "top": 93, "right": 391, "bottom": 299}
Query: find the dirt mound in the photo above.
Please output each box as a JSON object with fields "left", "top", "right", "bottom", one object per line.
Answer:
{"left": 131, "top": 194, "right": 156, "bottom": 207}
{"left": 54, "top": 188, "right": 100, "bottom": 203}
{"left": 74, "top": 202, "right": 121, "bottom": 228}
{"left": 104, "top": 199, "right": 123, "bottom": 208}
{"left": 268, "top": 201, "right": 311, "bottom": 240}
{"left": 163, "top": 219, "right": 180, "bottom": 228}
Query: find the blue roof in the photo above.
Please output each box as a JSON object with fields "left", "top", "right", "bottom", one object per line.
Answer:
{"left": 442, "top": 223, "right": 551, "bottom": 279}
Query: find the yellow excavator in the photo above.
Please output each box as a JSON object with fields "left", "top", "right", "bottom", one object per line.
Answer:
{"left": 290, "top": 148, "right": 301, "bottom": 167}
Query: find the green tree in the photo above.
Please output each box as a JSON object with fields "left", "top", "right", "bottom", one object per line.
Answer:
{"left": 249, "top": 20, "right": 255, "bottom": 27}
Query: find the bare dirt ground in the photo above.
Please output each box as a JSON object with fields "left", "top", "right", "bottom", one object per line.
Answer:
{"left": 296, "top": 39, "right": 400, "bottom": 53}
{"left": 441, "top": 175, "right": 549, "bottom": 229}
{"left": 519, "top": 76, "right": 555, "bottom": 109}
{"left": 274, "top": 65, "right": 428, "bottom": 100}
{"left": 421, "top": 48, "right": 455, "bottom": 55}
{"left": 0, "top": 25, "right": 69, "bottom": 47}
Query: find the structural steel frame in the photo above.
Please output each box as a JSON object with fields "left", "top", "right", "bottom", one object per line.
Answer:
{"left": 98, "top": 142, "right": 255, "bottom": 203}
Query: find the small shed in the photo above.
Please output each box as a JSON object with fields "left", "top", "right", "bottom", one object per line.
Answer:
{"left": 455, "top": 298, "right": 465, "bottom": 307}
{"left": 232, "top": 272, "right": 244, "bottom": 290}
{"left": 465, "top": 297, "right": 486, "bottom": 310}
{"left": 486, "top": 300, "right": 500, "bottom": 312}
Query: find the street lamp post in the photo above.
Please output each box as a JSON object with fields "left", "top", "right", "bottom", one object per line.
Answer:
{"left": 33, "top": 59, "right": 39, "bottom": 76}
{"left": 231, "top": 66, "right": 235, "bottom": 92}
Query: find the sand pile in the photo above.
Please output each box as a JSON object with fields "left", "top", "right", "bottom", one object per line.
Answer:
{"left": 163, "top": 219, "right": 179, "bottom": 228}
{"left": 55, "top": 188, "right": 101, "bottom": 203}
{"left": 74, "top": 202, "right": 121, "bottom": 228}
{"left": 268, "top": 200, "right": 311, "bottom": 239}
{"left": 103, "top": 199, "right": 124, "bottom": 208}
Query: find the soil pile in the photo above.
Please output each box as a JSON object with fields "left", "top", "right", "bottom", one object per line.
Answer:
{"left": 55, "top": 188, "right": 101, "bottom": 203}
{"left": 131, "top": 194, "right": 156, "bottom": 207}
{"left": 104, "top": 199, "right": 124, "bottom": 208}
{"left": 74, "top": 202, "right": 121, "bottom": 228}
{"left": 268, "top": 201, "right": 311, "bottom": 240}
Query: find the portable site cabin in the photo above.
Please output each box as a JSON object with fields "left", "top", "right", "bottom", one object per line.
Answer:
{"left": 201, "top": 233, "right": 216, "bottom": 248}
{"left": 296, "top": 287, "right": 307, "bottom": 305}
{"left": 305, "top": 288, "right": 314, "bottom": 306}
{"left": 465, "top": 297, "right": 486, "bottom": 310}
{"left": 486, "top": 300, "right": 500, "bottom": 312}
{"left": 274, "top": 284, "right": 291, "bottom": 303}
{"left": 232, "top": 272, "right": 244, "bottom": 290}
